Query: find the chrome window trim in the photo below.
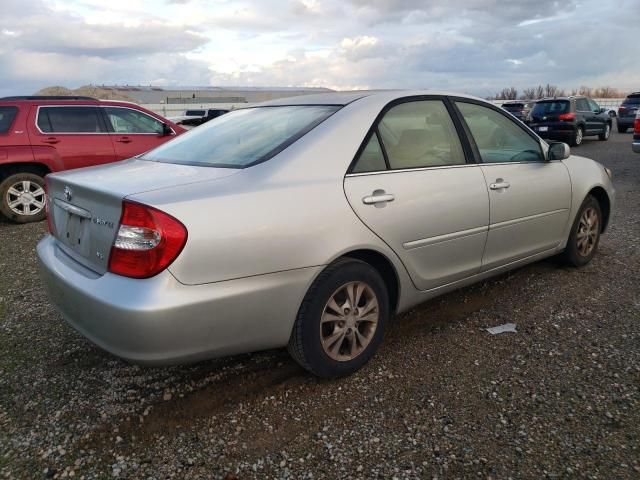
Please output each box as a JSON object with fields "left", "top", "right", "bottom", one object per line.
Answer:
{"left": 34, "top": 105, "right": 175, "bottom": 136}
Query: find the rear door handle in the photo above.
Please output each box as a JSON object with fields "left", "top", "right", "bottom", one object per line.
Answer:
{"left": 42, "top": 137, "right": 59, "bottom": 144}
{"left": 363, "top": 190, "right": 395, "bottom": 205}
{"left": 116, "top": 137, "right": 132, "bottom": 143}
{"left": 489, "top": 180, "right": 510, "bottom": 190}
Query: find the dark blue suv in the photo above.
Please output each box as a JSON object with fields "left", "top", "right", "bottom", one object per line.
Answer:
{"left": 528, "top": 96, "right": 611, "bottom": 146}
{"left": 617, "top": 92, "right": 640, "bottom": 133}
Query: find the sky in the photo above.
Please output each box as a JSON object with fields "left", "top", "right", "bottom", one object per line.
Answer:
{"left": 1, "top": 0, "right": 639, "bottom": 97}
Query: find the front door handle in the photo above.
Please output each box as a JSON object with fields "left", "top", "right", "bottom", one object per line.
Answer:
{"left": 116, "top": 137, "right": 132, "bottom": 143}
{"left": 489, "top": 179, "right": 510, "bottom": 190}
{"left": 42, "top": 137, "right": 59, "bottom": 144}
{"left": 363, "top": 190, "right": 395, "bottom": 205}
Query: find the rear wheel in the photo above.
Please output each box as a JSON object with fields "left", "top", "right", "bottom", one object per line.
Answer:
{"left": 0, "top": 172, "right": 47, "bottom": 223}
{"left": 560, "top": 195, "right": 602, "bottom": 267}
{"left": 571, "top": 126, "right": 584, "bottom": 146}
{"left": 598, "top": 123, "right": 611, "bottom": 141}
{"left": 288, "top": 258, "right": 389, "bottom": 377}
{"left": 617, "top": 125, "right": 627, "bottom": 133}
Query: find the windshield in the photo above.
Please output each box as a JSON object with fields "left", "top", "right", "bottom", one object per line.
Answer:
{"left": 142, "top": 105, "right": 340, "bottom": 168}
{"left": 531, "top": 101, "right": 569, "bottom": 115}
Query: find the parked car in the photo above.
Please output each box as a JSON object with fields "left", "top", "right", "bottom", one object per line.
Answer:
{"left": 633, "top": 110, "right": 640, "bottom": 153}
{"left": 0, "top": 96, "right": 185, "bottom": 223}
{"left": 501, "top": 101, "right": 534, "bottom": 122}
{"left": 617, "top": 92, "right": 640, "bottom": 133}
{"left": 38, "top": 91, "right": 615, "bottom": 377}
{"left": 176, "top": 108, "right": 230, "bottom": 127}
{"left": 528, "top": 96, "right": 612, "bottom": 146}
{"left": 167, "top": 109, "right": 208, "bottom": 125}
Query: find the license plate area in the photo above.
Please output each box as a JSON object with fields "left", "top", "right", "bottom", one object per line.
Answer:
{"left": 53, "top": 200, "right": 92, "bottom": 257}
{"left": 538, "top": 126, "right": 549, "bottom": 132}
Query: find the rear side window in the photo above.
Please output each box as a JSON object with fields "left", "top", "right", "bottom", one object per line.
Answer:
{"left": 185, "top": 110, "right": 206, "bottom": 116}
{"left": 104, "top": 107, "right": 164, "bottom": 134}
{"left": 352, "top": 133, "right": 387, "bottom": 173}
{"left": 0, "top": 106, "right": 18, "bottom": 133}
{"left": 37, "top": 107, "right": 106, "bottom": 133}
{"left": 377, "top": 100, "right": 465, "bottom": 169}
{"left": 575, "top": 98, "right": 591, "bottom": 111}
{"left": 531, "top": 101, "right": 569, "bottom": 115}
{"left": 456, "top": 102, "right": 544, "bottom": 163}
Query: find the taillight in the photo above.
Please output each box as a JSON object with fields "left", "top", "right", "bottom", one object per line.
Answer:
{"left": 44, "top": 176, "right": 54, "bottom": 235}
{"left": 558, "top": 113, "right": 576, "bottom": 121}
{"left": 634, "top": 117, "right": 640, "bottom": 134}
{"left": 108, "top": 201, "right": 187, "bottom": 279}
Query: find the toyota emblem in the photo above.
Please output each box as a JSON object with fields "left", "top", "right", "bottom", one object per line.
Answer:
{"left": 63, "top": 186, "right": 73, "bottom": 201}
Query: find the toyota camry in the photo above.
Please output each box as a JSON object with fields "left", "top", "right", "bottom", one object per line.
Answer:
{"left": 37, "top": 91, "right": 615, "bottom": 377}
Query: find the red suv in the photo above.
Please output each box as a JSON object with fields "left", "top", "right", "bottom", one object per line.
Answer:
{"left": 0, "top": 96, "right": 185, "bottom": 223}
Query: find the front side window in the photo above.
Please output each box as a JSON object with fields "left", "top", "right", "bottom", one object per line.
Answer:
{"left": 377, "top": 100, "right": 465, "bottom": 169}
{"left": 104, "top": 107, "right": 164, "bottom": 134}
{"left": 0, "top": 106, "right": 18, "bottom": 133}
{"left": 37, "top": 107, "right": 105, "bottom": 133}
{"left": 142, "top": 105, "right": 340, "bottom": 168}
{"left": 587, "top": 99, "right": 600, "bottom": 112}
{"left": 456, "top": 102, "right": 544, "bottom": 163}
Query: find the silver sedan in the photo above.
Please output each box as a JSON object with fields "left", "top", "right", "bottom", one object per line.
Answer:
{"left": 37, "top": 91, "right": 615, "bottom": 377}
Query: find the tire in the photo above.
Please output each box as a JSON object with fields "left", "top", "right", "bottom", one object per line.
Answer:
{"left": 0, "top": 172, "right": 47, "bottom": 223}
{"left": 617, "top": 125, "right": 627, "bottom": 133}
{"left": 560, "top": 195, "right": 602, "bottom": 267}
{"left": 288, "top": 258, "right": 389, "bottom": 377}
{"left": 571, "top": 126, "right": 584, "bottom": 146}
{"left": 598, "top": 123, "right": 611, "bottom": 141}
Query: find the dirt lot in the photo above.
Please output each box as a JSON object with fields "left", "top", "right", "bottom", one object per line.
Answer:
{"left": 1, "top": 128, "right": 638, "bottom": 480}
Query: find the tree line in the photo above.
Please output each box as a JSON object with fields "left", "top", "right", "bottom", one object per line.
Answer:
{"left": 490, "top": 85, "right": 625, "bottom": 100}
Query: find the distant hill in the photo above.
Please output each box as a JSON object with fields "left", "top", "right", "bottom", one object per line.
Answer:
{"left": 34, "top": 86, "right": 136, "bottom": 102}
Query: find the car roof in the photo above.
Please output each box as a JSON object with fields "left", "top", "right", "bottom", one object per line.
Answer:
{"left": 0, "top": 97, "right": 144, "bottom": 108}
{"left": 253, "top": 90, "right": 485, "bottom": 107}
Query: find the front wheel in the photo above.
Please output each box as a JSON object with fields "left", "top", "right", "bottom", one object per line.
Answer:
{"left": 0, "top": 172, "right": 47, "bottom": 223}
{"left": 598, "top": 123, "right": 611, "bottom": 141}
{"left": 571, "top": 126, "right": 584, "bottom": 146}
{"left": 560, "top": 195, "right": 602, "bottom": 267}
{"left": 288, "top": 258, "right": 389, "bottom": 377}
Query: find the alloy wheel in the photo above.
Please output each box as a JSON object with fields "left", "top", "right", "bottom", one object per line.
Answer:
{"left": 320, "top": 281, "right": 379, "bottom": 361}
{"left": 6, "top": 180, "right": 46, "bottom": 216}
{"left": 575, "top": 128, "right": 583, "bottom": 145}
{"left": 576, "top": 207, "right": 599, "bottom": 257}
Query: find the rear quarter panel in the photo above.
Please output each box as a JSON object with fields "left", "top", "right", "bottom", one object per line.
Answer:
{"left": 560, "top": 155, "right": 615, "bottom": 244}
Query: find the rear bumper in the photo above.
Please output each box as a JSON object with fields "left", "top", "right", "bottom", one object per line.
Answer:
{"left": 633, "top": 140, "right": 640, "bottom": 154}
{"left": 617, "top": 117, "right": 635, "bottom": 128}
{"left": 37, "top": 235, "right": 320, "bottom": 365}
{"left": 530, "top": 124, "right": 575, "bottom": 141}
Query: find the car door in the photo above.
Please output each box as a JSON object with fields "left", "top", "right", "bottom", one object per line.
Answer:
{"left": 587, "top": 98, "right": 607, "bottom": 133}
{"left": 30, "top": 105, "right": 116, "bottom": 170}
{"left": 344, "top": 98, "right": 489, "bottom": 291}
{"left": 453, "top": 100, "right": 571, "bottom": 270}
{"left": 102, "top": 106, "right": 173, "bottom": 160}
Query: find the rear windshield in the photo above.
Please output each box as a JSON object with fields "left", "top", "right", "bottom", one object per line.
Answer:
{"left": 185, "top": 110, "right": 206, "bottom": 116}
{"left": 0, "top": 106, "right": 18, "bottom": 133}
{"left": 531, "top": 101, "right": 569, "bottom": 115}
{"left": 142, "top": 105, "right": 340, "bottom": 168}
{"left": 502, "top": 103, "right": 524, "bottom": 110}
{"left": 622, "top": 95, "right": 640, "bottom": 105}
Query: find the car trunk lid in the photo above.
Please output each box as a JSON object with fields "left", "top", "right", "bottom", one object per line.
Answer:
{"left": 46, "top": 159, "right": 239, "bottom": 275}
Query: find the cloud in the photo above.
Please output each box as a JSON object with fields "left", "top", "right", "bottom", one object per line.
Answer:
{"left": 1, "top": 0, "right": 639, "bottom": 97}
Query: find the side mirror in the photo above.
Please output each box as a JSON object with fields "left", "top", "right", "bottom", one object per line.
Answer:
{"left": 598, "top": 108, "right": 606, "bottom": 114}
{"left": 548, "top": 142, "right": 570, "bottom": 161}
{"left": 161, "top": 123, "right": 173, "bottom": 136}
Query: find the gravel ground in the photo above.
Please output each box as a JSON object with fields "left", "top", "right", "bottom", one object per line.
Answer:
{"left": 1, "top": 129, "right": 638, "bottom": 480}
